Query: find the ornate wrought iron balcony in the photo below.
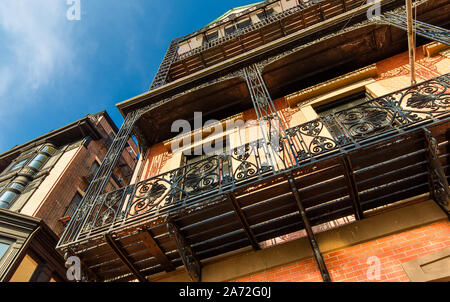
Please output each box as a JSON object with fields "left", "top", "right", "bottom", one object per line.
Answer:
{"left": 59, "top": 74, "right": 450, "bottom": 282}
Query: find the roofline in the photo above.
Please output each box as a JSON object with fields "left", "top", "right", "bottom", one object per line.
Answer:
{"left": 0, "top": 112, "right": 105, "bottom": 159}
{"left": 115, "top": 0, "right": 381, "bottom": 116}
{"left": 205, "top": 1, "right": 266, "bottom": 27}
{"left": 178, "top": 0, "right": 275, "bottom": 44}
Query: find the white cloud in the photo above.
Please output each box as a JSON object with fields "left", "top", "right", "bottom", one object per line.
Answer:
{"left": 0, "top": 0, "right": 73, "bottom": 107}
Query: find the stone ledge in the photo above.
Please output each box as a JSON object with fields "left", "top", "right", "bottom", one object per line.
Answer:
{"left": 150, "top": 199, "right": 447, "bottom": 282}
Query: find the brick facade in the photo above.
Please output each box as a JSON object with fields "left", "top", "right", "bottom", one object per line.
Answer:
{"left": 33, "top": 114, "right": 138, "bottom": 236}
{"left": 235, "top": 221, "right": 450, "bottom": 282}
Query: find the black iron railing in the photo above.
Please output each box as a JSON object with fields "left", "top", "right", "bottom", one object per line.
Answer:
{"left": 59, "top": 73, "right": 450, "bottom": 247}
{"left": 176, "top": 0, "right": 319, "bottom": 62}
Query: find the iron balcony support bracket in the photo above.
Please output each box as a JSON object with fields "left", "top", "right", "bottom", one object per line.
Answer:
{"left": 424, "top": 129, "right": 450, "bottom": 219}
{"left": 286, "top": 173, "right": 332, "bottom": 282}
{"left": 167, "top": 218, "right": 202, "bottom": 282}
{"left": 137, "top": 230, "right": 175, "bottom": 273}
{"left": 228, "top": 193, "right": 260, "bottom": 251}
{"left": 104, "top": 233, "right": 148, "bottom": 282}
{"left": 341, "top": 154, "right": 364, "bottom": 221}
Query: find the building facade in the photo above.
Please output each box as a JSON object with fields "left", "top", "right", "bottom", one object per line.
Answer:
{"left": 57, "top": 0, "right": 449, "bottom": 282}
{"left": 0, "top": 111, "right": 138, "bottom": 281}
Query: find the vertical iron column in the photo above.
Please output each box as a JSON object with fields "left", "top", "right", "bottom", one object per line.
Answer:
{"left": 243, "top": 64, "right": 299, "bottom": 172}
{"left": 287, "top": 174, "right": 332, "bottom": 282}
{"left": 58, "top": 110, "right": 142, "bottom": 249}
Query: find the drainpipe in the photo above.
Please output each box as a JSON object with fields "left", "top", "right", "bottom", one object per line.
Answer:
{"left": 406, "top": 0, "right": 416, "bottom": 85}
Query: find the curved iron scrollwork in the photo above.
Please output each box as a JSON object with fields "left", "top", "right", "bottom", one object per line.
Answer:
{"left": 183, "top": 157, "right": 221, "bottom": 193}
{"left": 167, "top": 220, "right": 201, "bottom": 282}
{"left": 94, "top": 189, "right": 124, "bottom": 228}
{"left": 334, "top": 103, "right": 392, "bottom": 138}
{"left": 402, "top": 79, "right": 450, "bottom": 113}
{"left": 287, "top": 119, "right": 339, "bottom": 161}
{"left": 231, "top": 139, "right": 272, "bottom": 181}
{"left": 128, "top": 155, "right": 225, "bottom": 218}
{"left": 130, "top": 178, "right": 172, "bottom": 216}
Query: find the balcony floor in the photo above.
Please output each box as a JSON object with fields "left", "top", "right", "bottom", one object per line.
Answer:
{"left": 70, "top": 117, "right": 450, "bottom": 282}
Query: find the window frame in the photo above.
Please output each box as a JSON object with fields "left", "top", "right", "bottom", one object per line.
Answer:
{"left": 0, "top": 237, "right": 13, "bottom": 261}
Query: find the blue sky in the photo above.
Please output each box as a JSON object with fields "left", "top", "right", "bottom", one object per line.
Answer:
{"left": 0, "top": 0, "right": 259, "bottom": 152}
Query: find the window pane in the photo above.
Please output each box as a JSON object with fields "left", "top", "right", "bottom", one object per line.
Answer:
{"left": 27, "top": 154, "right": 47, "bottom": 169}
{"left": 89, "top": 161, "right": 100, "bottom": 175}
{"left": 225, "top": 26, "right": 236, "bottom": 35}
{"left": 41, "top": 145, "right": 56, "bottom": 155}
{"left": 9, "top": 254, "right": 38, "bottom": 282}
{"left": 9, "top": 182, "right": 25, "bottom": 192}
{"left": 206, "top": 31, "right": 219, "bottom": 41}
{"left": 10, "top": 160, "right": 27, "bottom": 171}
{"left": 0, "top": 191, "right": 18, "bottom": 208}
{"left": 64, "top": 192, "right": 83, "bottom": 218}
{"left": 0, "top": 241, "right": 10, "bottom": 260}
{"left": 236, "top": 19, "right": 251, "bottom": 29}
{"left": 315, "top": 91, "right": 372, "bottom": 116}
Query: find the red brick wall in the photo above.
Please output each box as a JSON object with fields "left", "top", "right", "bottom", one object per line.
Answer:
{"left": 235, "top": 221, "right": 450, "bottom": 282}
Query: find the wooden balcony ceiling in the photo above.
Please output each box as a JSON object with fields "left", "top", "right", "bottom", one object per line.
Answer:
{"left": 135, "top": 77, "right": 250, "bottom": 144}
{"left": 73, "top": 119, "right": 450, "bottom": 282}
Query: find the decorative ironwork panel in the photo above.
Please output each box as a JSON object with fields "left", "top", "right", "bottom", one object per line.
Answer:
{"left": 331, "top": 76, "right": 450, "bottom": 142}
{"left": 243, "top": 64, "right": 299, "bottom": 171}
{"left": 150, "top": 38, "right": 180, "bottom": 90}
{"left": 286, "top": 119, "right": 341, "bottom": 162}
{"left": 57, "top": 110, "right": 141, "bottom": 249}
{"left": 126, "top": 155, "right": 230, "bottom": 219}
{"left": 230, "top": 139, "right": 273, "bottom": 182}
{"left": 379, "top": 12, "right": 450, "bottom": 46}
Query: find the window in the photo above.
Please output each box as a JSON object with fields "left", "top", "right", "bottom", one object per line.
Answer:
{"left": 9, "top": 159, "right": 27, "bottom": 172}
{"left": 111, "top": 174, "right": 123, "bottom": 187}
{"left": 0, "top": 191, "right": 18, "bottom": 209}
{"left": 63, "top": 192, "right": 83, "bottom": 218}
{"left": 0, "top": 238, "right": 11, "bottom": 260}
{"left": 40, "top": 145, "right": 56, "bottom": 155}
{"left": 236, "top": 18, "right": 252, "bottom": 29}
{"left": 8, "top": 182, "right": 25, "bottom": 192}
{"left": 205, "top": 31, "right": 219, "bottom": 42}
{"left": 9, "top": 253, "right": 39, "bottom": 282}
{"left": 225, "top": 25, "right": 236, "bottom": 35}
{"left": 314, "top": 91, "right": 374, "bottom": 139}
{"left": 315, "top": 91, "right": 373, "bottom": 117}
{"left": 27, "top": 153, "right": 48, "bottom": 170}
{"left": 257, "top": 8, "right": 275, "bottom": 20}
{"left": 183, "top": 143, "right": 231, "bottom": 194}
